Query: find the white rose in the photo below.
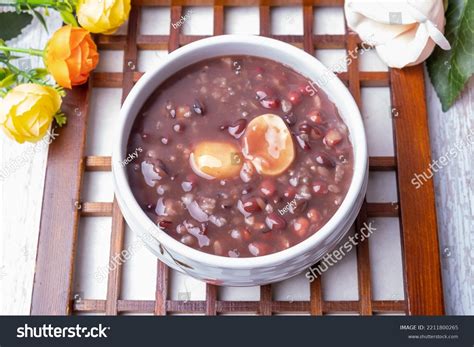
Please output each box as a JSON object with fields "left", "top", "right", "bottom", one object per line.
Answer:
{"left": 344, "top": 0, "right": 451, "bottom": 68}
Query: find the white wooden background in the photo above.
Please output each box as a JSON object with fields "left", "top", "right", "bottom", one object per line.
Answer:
{"left": 0, "top": 6, "right": 472, "bottom": 315}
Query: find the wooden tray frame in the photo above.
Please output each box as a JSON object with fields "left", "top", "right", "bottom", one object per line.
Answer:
{"left": 30, "top": 0, "right": 444, "bottom": 316}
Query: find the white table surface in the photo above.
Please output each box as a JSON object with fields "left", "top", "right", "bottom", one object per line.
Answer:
{"left": 0, "top": 6, "right": 472, "bottom": 315}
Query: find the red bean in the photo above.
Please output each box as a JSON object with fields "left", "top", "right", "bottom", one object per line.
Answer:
{"left": 283, "top": 186, "right": 297, "bottom": 200}
{"left": 314, "top": 152, "right": 336, "bottom": 168}
{"left": 241, "top": 196, "right": 263, "bottom": 213}
{"left": 294, "top": 200, "right": 308, "bottom": 214}
{"left": 324, "top": 129, "right": 343, "bottom": 147}
{"left": 298, "top": 123, "right": 312, "bottom": 134}
{"left": 307, "top": 208, "right": 322, "bottom": 224}
{"left": 176, "top": 224, "right": 187, "bottom": 235}
{"left": 228, "top": 119, "right": 247, "bottom": 139}
{"left": 292, "top": 217, "right": 309, "bottom": 238}
{"left": 311, "top": 125, "right": 324, "bottom": 139}
{"left": 288, "top": 90, "right": 302, "bottom": 105}
{"left": 299, "top": 123, "right": 323, "bottom": 140}
{"left": 158, "top": 219, "right": 172, "bottom": 230}
{"left": 312, "top": 181, "right": 328, "bottom": 195}
{"left": 265, "top": 213, "right": 287, "bottom": 230}
{"left": 308, "top": 110, "right": 324, "bottom": 124}
{"left": 213, "top": 240, "right": 224, "bottom": 256}
{"left": 296, "top": 133, "right": 311, "bottom": 150}
{"left": 180, "top": 234, "right": 195, "bottom": 246}
{"left": 260, "top": 97, "right": 280, "bottom": 109}
{"left": 259, "top": 179, "right": 277, "bottom": 197}
{"left": 277, "top": 236, "right": 291, "bottom": 250}
{"left": 255, "top": 88, "right": 280, "bottom": 109}
{"left": 151, "top": 159, "right": 169, "bottom": 178}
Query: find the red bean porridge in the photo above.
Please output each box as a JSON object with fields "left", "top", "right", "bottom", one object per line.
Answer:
{"left": 126, "top": 55, "right": 354, "bottom": 257}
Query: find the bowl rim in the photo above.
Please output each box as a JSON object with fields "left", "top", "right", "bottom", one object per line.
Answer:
{"left": 112, "top": 34, "right": 367, "bottom": 269}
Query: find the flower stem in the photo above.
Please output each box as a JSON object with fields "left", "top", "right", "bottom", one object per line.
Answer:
{"left": 0, "top": 46, "right": 44, "bottom": 57}
{"left": 0, "top": 0, "right": 62, "bottom": 8}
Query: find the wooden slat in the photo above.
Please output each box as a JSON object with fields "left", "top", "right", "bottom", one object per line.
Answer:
{"left": 369, "top": 156, "right": 397, "bottom": 171}
{"left": 390, "top": 66, "right": 444, "bottom": 315}
{"left": 137, "top": 35, "right": 169, "bottom": 50}
{"left": 153, "top": 5, "right": 183, "bottom": 317}
{"left": 121, "top": 8, "right": 140, "bottom": 102}
{"left": 81, "top": 202, "right": 113, "bottom": 217}
{"left": 31, "top": 84, "right": 91, "bottom": 315}
{"left": 134, "top": 0, "right": 344, "bottom": 6}
{"left": 85, "top": 156, "right": 112, "bottom": 171}
{"left": 105, "top": 199, "right": 126, "bottom": 315}
{"left": 305, "top": 5, "right": 324, "bottom": 317}
{"left": 346, "top": 31, "right": 373, "bottom": 316}
{"left": 366, "top": 202, "right": 399, "bottom": 217}
{"left": 92, "top": 70, "right": 390, "bottom": 89}
{"left": 154, "top": 261, "right": 168, "bottom": 315}
{"left": 168, "top": 6, "right": 182, "bottom": 52}
{"left": 303, "top": 6, "right": 313, "bottom": 54}
{"left": 96, "top": 35, "right": 126, "bottom": 50}
{"left": 259, "top": 285, "right": 273, "bottom": 316}
{"left": 213, "top": 5, "right": 224, "bottom": 36}
{"left": 104, "top": 7, "right": 141, "bottom": 316}
{"left": 359, "top": 71, "right": 390, "bottom": 87}
{"left": 259, "top": 6, "right": 270, "bottom": 37}
{"left": 313, "top": 34, "right": 346, "bottom": 48}
{"left": 205, "top": 285, "right": 217, "bottom": 315}
{"left": 92, "top": 72, "right": 124, "bottom": 88}
{"left": 96, "top": 33, "right": 347, "bottom": 51}
{"left": 355, "top": 203, "right": 373, "bottom": 315}
{"left": 310, "top": 277, "right": 323, "bottom": 315}
{"left": 74, "top": 299, "right": 406, "bottom": 314}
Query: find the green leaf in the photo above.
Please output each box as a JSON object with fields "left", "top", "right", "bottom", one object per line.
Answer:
{"left": 54, "top": 112, "right": 67, "bottom": 127}
{"left": 31, "top": 68, "right": 49, "bottom": 79}
{"left": 31, "top": 9, "right": 49, "bottom": 33}
{"left": 0, "top": 12, "right": 34, "bottom": 41}
{"left": 0, "top": 68, "right": 7, "bottom": 80}
{"left": 59, "top": 10, "right": 79, "bottom": 27}
{"left": 0, "top": 73, "right": 17, "bottom": 88}
{"left": 427, "top": 0, "right": 474, "bottom": 111}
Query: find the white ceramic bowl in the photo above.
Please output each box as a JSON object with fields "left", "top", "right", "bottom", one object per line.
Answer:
{"left": 113, "top": 35, "right": 368, "bottom": 286}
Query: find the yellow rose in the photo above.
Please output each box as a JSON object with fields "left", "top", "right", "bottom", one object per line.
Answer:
{"left": 0, "top": 84, "right": 62, "bottom": 143}
{"left": 76, "top": 0, "right": 131, "bottom": 34}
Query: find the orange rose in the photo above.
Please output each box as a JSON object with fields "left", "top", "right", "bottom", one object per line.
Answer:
{"left": 45, "top": 25, "right": 99, "bottom": 89}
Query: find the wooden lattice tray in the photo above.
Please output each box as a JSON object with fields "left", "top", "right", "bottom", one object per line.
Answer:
{"left": 30, "top": 1, "right": 444, "bottom": 316}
